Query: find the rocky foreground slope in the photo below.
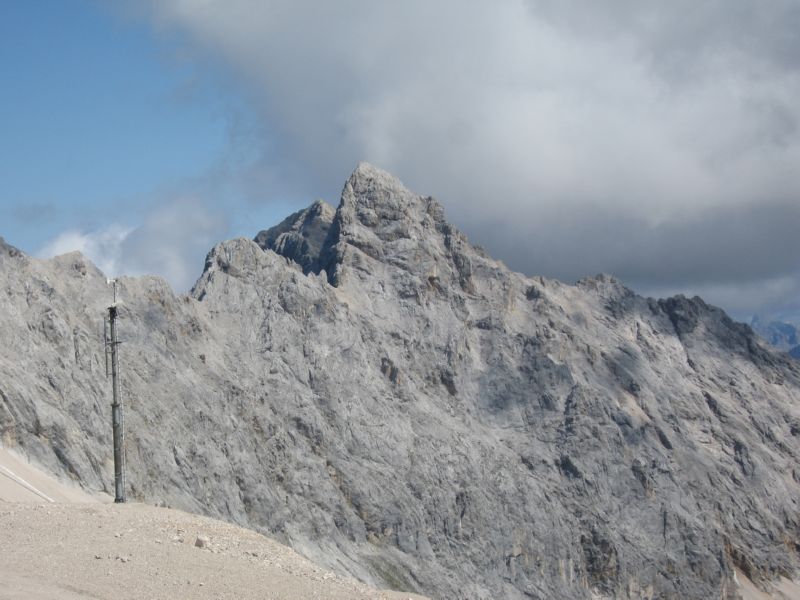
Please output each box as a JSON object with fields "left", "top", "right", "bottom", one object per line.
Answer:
{"left": 1, "top": 163, "right": 799, "bottom": 599}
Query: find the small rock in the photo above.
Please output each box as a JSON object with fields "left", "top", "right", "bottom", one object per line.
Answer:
{"left": 195, "top": 534, "right": 210, "bottom": 549}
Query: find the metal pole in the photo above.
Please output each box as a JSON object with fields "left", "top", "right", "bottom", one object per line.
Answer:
{"left": 108, "top": 304, "right": 126, "bottom": 503}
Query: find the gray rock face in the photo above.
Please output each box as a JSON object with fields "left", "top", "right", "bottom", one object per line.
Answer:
{"left": 254, "top": 199, "right": 335, "bottom": 274}
{"left": 1, "top": 163, "right": 800, "bottom": 599}
{"left": 0, "top": 236, "right": 23, "bottom": 259}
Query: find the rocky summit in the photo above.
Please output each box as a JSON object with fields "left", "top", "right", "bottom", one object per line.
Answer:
{"left": 1, "top": 163, "right": 799, "bottom": 599}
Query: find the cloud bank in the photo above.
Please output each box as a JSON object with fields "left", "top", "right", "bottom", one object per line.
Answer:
{"left": 136, "top": 0, "right": 800, "bottom": 317}
{"left": 37, "top": 197, "right": 226, "bottom": 292}
{"left": 38, "top": 225, "right": 133, "bottom": 277}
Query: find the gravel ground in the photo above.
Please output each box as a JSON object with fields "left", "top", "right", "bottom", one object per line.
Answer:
{"left": 0, "top": 501, "right": 428, "bottom": 600}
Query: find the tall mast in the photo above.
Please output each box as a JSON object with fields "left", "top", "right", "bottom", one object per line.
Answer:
{"left": 105, "top": 279, "right": 126, "bottom": 503}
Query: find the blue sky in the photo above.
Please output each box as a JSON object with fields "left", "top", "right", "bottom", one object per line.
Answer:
{"left": 1, "top": 1, "right": 798, "bottom": 321}
{"left": 0, "top": 1, "right": 294, "bottom": 285}
{"left": 2, "top": 2, "right": 206, "bottom": 239}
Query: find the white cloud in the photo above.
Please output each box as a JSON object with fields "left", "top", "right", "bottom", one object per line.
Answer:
{"left": 37, "top": 197, "right": 226, "bottom": 292}
{"left": 36, "top": 225, "right": 132, "bottom": 277}
{"left": 117, "top": 196, "right": 227, "bottom": 291}
{"left": 142, "top": 0, "right": 800, "bottom": 208}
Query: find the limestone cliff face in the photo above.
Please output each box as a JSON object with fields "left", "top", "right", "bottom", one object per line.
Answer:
{"left": 1, "top": 164, "right": 799, "bottom": 599}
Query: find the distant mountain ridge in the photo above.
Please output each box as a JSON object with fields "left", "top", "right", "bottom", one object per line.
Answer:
{"left": 0, "top": 163, "right": 799, "bottom": 599}
{"left": 751, "top": 316, "right": 800, "bottom": 359}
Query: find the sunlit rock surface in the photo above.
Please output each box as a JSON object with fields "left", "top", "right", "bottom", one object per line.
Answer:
{"left": 1, "top": 164, "right": 799, "bottom": 599}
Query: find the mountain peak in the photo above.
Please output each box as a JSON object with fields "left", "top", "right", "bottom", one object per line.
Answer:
{"left": 255, "top": 163, "right": 473, "bottom": 289}
{"left": 343, "top": 162, "right": 416, "bottom": 207}
{"left": 349, "top": 160, "right": 401, "bottom": 183}
{"left": 254, "top": 163, "right": 419, "bottom": 278}
{"left": 254, "top": 200, "right": 336, "bottom": 274}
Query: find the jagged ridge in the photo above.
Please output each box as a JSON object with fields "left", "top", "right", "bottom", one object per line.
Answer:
{"left": 1, "top": 163, "right": 799, "bottom": 599}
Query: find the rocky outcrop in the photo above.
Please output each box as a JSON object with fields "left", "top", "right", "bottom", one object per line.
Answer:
{"left": 254, "top": 199, "right": 335, "bottom": 274}
{"left": 0, "top": 236, "right": 23, "bottom": 259}
{"left": 1, "top": 163, "right": 799, "bottom": 599}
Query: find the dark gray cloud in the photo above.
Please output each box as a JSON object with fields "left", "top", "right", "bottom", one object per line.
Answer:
{"left": 138, "top": 0, "right": 800, "bottom": 318}
{"left": 472, "top": 199, "right": 800, "bottom": 285}
{"left": 466, "top": 199, "right": 800, "bottom": 318}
